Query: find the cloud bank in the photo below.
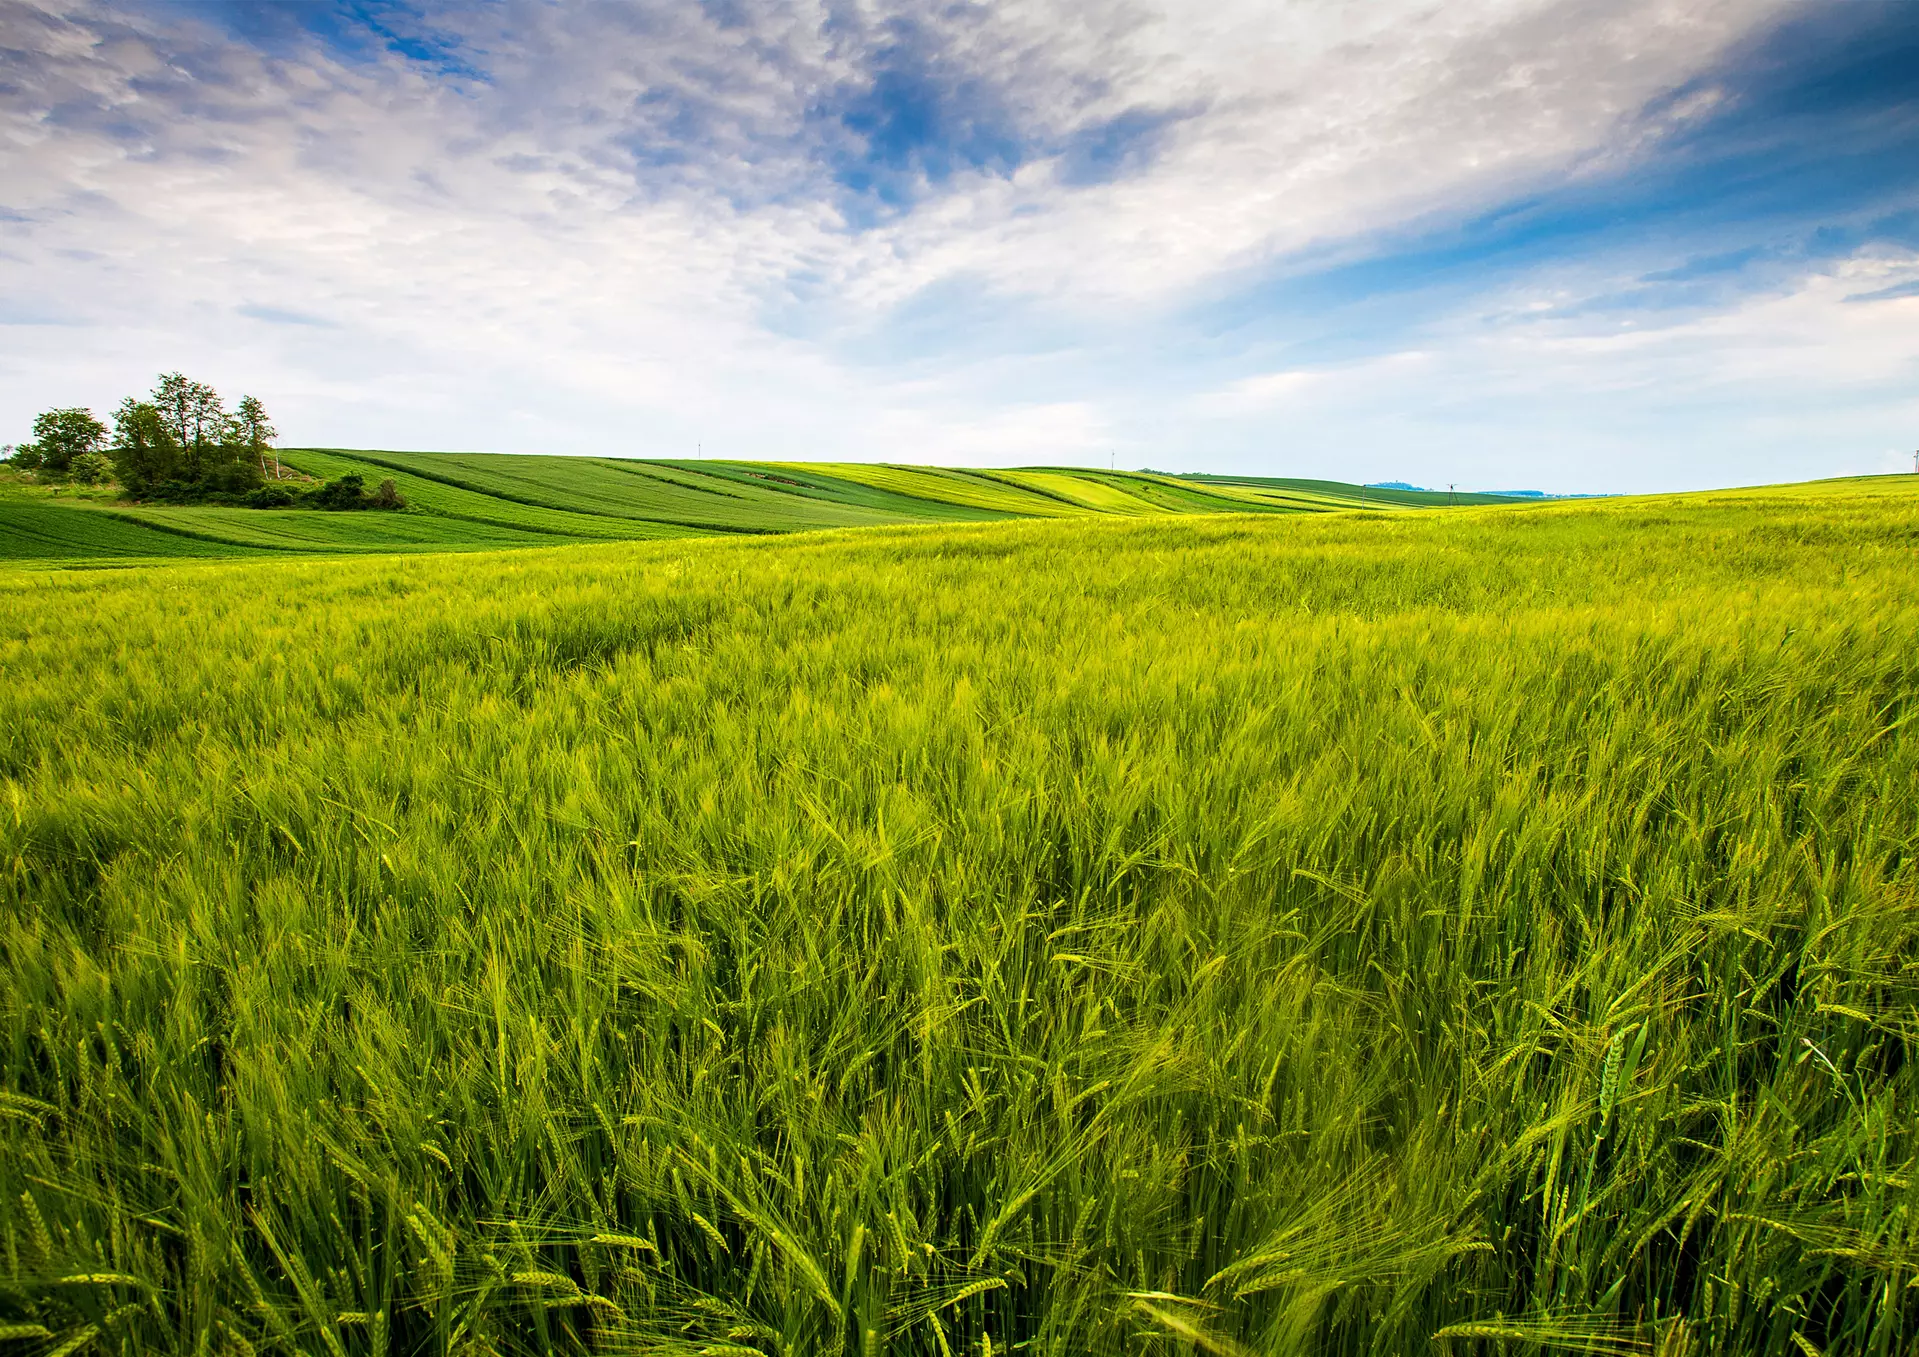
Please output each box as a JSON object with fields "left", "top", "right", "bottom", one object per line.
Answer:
{"left": 1, "top": 0, "right": 1914, "bottom": 489}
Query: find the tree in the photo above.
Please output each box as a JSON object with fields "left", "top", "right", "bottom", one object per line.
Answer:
{"left": 109, "top": 399, "right": 183, "bottom": 493}
{"left": 69, "top": 451, "right": 113, "bottom": 485}
{"left": 151, "top": 373, "right": 197, "bottom": 451}
{"left": 232, "top": 395, "right": 278, "bottom": 480}
{"left": 151, "top": 373, "right": 226, "bottom": 480}
{"left": 15, "top": 407, "right": 108, "bottom": 477}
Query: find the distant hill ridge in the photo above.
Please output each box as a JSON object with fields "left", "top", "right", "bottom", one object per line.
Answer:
{"left": 1367, "top": 482, "right": 1607, "bottom": 500}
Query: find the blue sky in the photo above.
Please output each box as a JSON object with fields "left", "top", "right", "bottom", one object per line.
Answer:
{"left": 1, "top": 0, "right": 1915, "bottom": 490}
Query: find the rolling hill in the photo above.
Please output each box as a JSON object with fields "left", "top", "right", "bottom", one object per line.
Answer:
{"left": 0, "top": 452, "right": 1521, "bottom": 564}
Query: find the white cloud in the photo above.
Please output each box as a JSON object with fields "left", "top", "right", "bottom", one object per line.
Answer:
{"left": 1193, "top": 369, "right": 1327, "bottom": 416}
{"left": 1175, "top": 253, "right": 1919, "bottom": 491}
{"left": 0, "top": 0, "right": 1903, "bottom": 489}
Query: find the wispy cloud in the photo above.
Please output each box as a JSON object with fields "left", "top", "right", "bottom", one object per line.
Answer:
{"left": 1846, "top": 278, "right": 1919, "bottom": 304}
{"left": 0, "top": 0, "right": 1913, "bottom": 489}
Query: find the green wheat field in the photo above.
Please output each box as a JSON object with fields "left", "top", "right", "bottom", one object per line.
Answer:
{"left": 0, "top": 453, "right": 1516, "bottom": 563}
{"left": 2, "top": 461, "right": 1916, "bottom": 1355}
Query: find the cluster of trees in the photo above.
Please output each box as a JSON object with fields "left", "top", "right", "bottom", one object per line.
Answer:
{"left": 7, "top": 373, "right": 278, "bottom": 498}
{"left": 4, "top": 373, "right": 403, "bottom": 510}
{"left": 4, "top": 407, "right": 117, "bottom": 486}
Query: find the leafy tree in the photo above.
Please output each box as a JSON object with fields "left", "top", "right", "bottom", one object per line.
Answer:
{"left": 151, "top": 373, "right": 204, "bottom": 440}
{"left": 14, "top": 407, "right": 108, "bottom": 477}
{"left": 232, "top": 395, "right": 278, "bottom": 480}
{"left": 69, "top": 450, "right": 113, "bottom": 485}
{"left": 109, "top": 399, "right": 184, "bottom": 493}
{"left": 151, "top": 373, "right": 229, "bottom": 480}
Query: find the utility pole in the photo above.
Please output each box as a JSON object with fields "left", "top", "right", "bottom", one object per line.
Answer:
{"left": 1449, "top": 483, "right": 1456, "bottom": 507}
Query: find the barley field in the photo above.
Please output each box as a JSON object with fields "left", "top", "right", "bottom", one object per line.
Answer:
{"left": 1, "top": 478, "right": 1915, "bottom": 1355}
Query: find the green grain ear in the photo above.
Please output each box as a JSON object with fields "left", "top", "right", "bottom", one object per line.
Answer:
{"left": 2, "top": 479, "right": 1912, "bottom": 1354}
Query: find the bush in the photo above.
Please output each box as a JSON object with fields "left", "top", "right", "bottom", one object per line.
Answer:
{"left": 146, "top": 479, "right": 212, "bottom": 505}
{"left": 308, "top": 474, "right": 407, "bottom": 511}
{"left": 68, "top": 451, "right": 113, "bottom": 486}
{"left": 201, "top": 461, "right": 265, "bottom": 497}
{"left": 308, "top": 474, "right": 369, "bottom": 510}
{"left": 245, "top": 485, "right": 299, "bottom": 509}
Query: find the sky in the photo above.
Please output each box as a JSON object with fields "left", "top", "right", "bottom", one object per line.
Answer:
{"left": 1, "top": 0, "right": 1916, "bottom": 492}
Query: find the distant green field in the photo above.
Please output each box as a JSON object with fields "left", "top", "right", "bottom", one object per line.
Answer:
{"left": 0, "top": 499, "right": 269, "bottom": 562}
{"left": 1176, "top": 473, "right": 1525, "bottom": 508}
{"left": 0, "top": 453, "right": 1501, "bottom": 564}
{"left": 2, "top": 477, "right": 1915, "bottom": 1354}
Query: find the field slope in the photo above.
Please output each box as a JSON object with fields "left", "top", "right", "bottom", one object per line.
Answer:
{"left": 1, "top": 478, "right": 1915, "bottom": 1355}
{"left": 0, "top": 452, "right": 1508, "bottom": 563}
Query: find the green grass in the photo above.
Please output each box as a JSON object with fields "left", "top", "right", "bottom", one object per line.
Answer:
{"left": 0, "top": 500, "right": 273, "bottom": 563}
{"left": 278, "top": 452, "right": 689, "bottom": 542}
{"left": 5, "top": 456, "right": 1472, "bottom": 565}
{"left": 301, "top": 453, "right": 936, "bottom": 534}
{"left": 2, "top": 478, "right": 1916, "bottom": 1355}
{"left": 773, "top": 463, "right": 1093, "bottom": 517}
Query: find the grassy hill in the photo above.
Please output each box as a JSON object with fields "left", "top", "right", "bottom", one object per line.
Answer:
{"left": 0, "top": 451, "right": 1503, "bottom": 564}
{"left": 2, "top": 476, "right": 1915, "bottom": 1354}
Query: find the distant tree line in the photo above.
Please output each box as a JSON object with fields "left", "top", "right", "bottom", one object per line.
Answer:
{"left": 4, "top": 373, "right": 404, "bottom": 510}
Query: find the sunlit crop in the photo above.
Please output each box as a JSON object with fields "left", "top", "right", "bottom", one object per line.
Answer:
{"left": 2, "top": 479, "right": 1915, "bottom": 1354}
